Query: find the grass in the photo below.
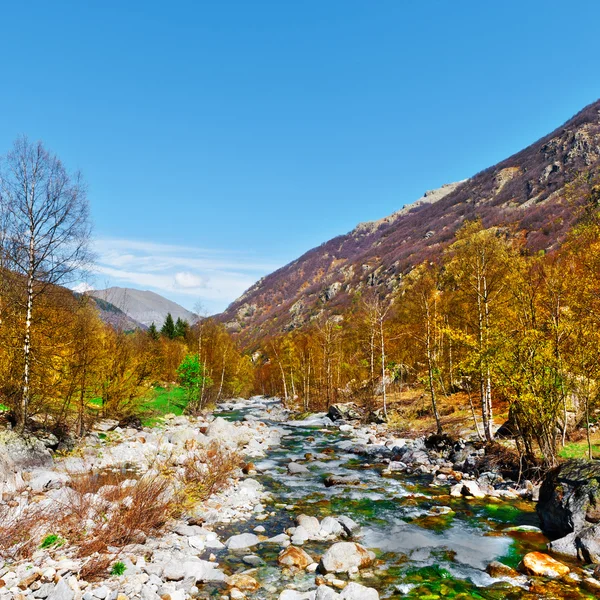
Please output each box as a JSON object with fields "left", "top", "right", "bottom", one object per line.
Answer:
{"left": 141, "top": 386, "right": 188, "bottom": 426}
{"left": 559, "top": 433, "right": 600, "bottom": 460}
{"left": 110, "top": 561, "right": 126, "bottom": 576}
{"left": 40, "top": 534, "right": 64, "bottom": 549}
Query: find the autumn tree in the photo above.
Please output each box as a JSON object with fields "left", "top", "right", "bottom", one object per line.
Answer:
{"left": 444, "top": 220, "right": 515, "bottom": 442}
{"left": 399, "top": 262, "right": 444, "bottom": 434}
{"left": 0, "top": 137, "right": 91, "bottom": 429}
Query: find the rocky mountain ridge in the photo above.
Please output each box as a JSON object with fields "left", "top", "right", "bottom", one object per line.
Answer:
{"left": 219, "top": 99, "right": 600, "bottom": 344}
{"left": 89, "top": 287, "right": 198, "bottom": 329}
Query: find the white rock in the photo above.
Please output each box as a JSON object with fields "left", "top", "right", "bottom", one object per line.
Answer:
{"left": 226, "top": 533, "right": 260, "bottom": 550}
{"left": 340, "top": 583, "right": 379, "bottom": 600}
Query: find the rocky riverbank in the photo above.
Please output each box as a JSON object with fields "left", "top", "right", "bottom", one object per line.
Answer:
{"left": 2, "top": 398, "right": 600, "bottom": 599}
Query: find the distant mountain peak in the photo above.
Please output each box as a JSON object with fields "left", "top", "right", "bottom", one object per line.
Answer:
{"left": 89, "top": 287, "right": 197, "bottom": 328}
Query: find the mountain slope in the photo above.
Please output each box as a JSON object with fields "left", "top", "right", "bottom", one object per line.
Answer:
{"left": 220, "top": 99, "right": 600, "bottom": 343}
{"left": 89, "top": 287, "right": 197, "bottom": 328}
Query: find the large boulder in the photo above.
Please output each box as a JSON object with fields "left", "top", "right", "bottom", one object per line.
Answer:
{"left": 537, "top": 460, "right": 600, "bottom": 564}
{"left": 327, "top": 403, "right": 362, "bottom": 422}
{"left": 537, "top": 460, "right": 600, "bottom": 539}
{"left": 319, "top": 542, "right": 375, "bottom": 573}
{"left": 0, "top": 430, "right": 54, "bottom": 495}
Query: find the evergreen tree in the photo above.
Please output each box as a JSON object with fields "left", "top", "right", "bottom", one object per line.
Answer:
{"left": 161, "top": 313, "right": 175, "bottom": 339}
{"left": 148, "top": 322, "right": 159, "bottom": 340}
{"left": 174, "top": 317, "right": 189, "bottom": 339}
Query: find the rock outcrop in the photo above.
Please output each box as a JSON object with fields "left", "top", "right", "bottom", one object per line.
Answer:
{"left": 537, "top": 459, "right": 600, "bottom": 563}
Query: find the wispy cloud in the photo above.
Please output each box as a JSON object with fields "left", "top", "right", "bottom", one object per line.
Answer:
{"left": 78, "top": 238, "right": 281, "bottom": 313}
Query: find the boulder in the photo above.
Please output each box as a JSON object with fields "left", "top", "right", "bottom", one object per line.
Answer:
{"left": 278, "top": 546, "right": 314, "bottom": 569}
{"left": 486, "top": 561, "right": 519, "bottom": 578}
{"left": 324, "top": 475, "right": 360, "bottom": 488}
{"left": 327, "top": 404, "right": 362, "bottom": 422}
{"left": 321, "top": 517, "right": 344, "bottom": 536}
{"left": 226, "top": 533, "right": 260, "bottom": 550}
{"left": 340, "top": 583, "right": 379, "bottom": 600}
{"left": 337, "top": 516, "right": 360, "bottom": 537}
{"left": 288, "top": 462, "right": 310, "bottom": 475}
{"left": 228, "top": 574, "right": 260, "bottom": 591}
{"left": 537, "top": 460, "right": 600, "bottom": 539}
{"left": 279, "top": 591, "right": 316, "bottom": 600}
{"left": 319, "top": 542, "right": 375, "bottom": 573}
{"left": 47, "top": 579, "right": 74, "bottom": 600}
{"left": 296, "top": 514, "right": 321, "bottom": 537}
{"left": 315, "top": 585, "right": 340, "bottom": 600}
{"left": 520, "top": 552, "right": 570, "bottom": 578}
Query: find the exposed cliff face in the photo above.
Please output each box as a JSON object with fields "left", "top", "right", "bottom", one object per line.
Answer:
{"left": 219, "top": 99, "right": 600, "bottom": 344}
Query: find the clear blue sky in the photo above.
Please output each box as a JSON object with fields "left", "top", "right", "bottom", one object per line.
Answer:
{"left": 1, "top": 1, "right": 599, "bottom": 313}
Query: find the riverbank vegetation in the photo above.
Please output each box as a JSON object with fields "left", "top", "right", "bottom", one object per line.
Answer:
{"left": 255, "top": 199, "right": 600, "bottom": 469}
{"left": 2, "top": 135, "right": 600, "bottom": 473}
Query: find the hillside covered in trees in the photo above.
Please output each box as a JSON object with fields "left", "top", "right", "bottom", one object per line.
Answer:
{"left": 220, "top": 99, "right": 600, "bottom": 344}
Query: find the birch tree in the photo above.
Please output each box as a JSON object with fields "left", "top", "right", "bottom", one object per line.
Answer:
{"left": 0, "top": 137, "right": 91, "bottom": 429}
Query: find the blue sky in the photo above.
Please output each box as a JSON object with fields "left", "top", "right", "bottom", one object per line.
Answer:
{"left": 1, "top": 1, "right": 599, "bottom": 313}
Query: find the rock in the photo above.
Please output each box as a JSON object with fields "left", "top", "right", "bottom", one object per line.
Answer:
{"left": 230, "top": 589, "right": 246, "bottom": 600}
{"left": 486, "top": 561, "right": 519, "bottom": 578}
{"left": 279, "top": 591, "right": 316, "bottom": 600}
{"left": 47, "top": 579, "right": 74, "bottom": 600}
{"left": 337, "top": 516, "right": 360, "bottom": 537}
{"left": 278, "top": 546, "right": 314, "bottom": 569}
{"left": 450, "top": 480, "right": 485, "bottom": 499}
{"left": 242, "top": 555, "right": 264, "bottom": 567}
{"left": 339, "top": 583, "right": 378, "bottom": 600}
{"left": 548, "top": 532, "right": 579, "bottom": 560}
{"left": 520, "top": 552, "right": 570, "bottom": 578}
{"left": 583, "top": 577, "right": 600, "bottom": 593}
{"left": 315, "top": 585, "right": 340, "bottom": 600}
{"left": 291, "top": 525, "right": 310, "bottom": 545}
{"left": 321, "top": 517, "right": 344, "bottom": 536}
{"left": 319, "top": 542, "right": 375, "bottom": 573}
{"left": 288, "top": 462, "right": 310, "bottom": 475}
{"left": 0, "top": 431, "right": 54, "bottom": 493}
{"left": 537, "top": 459, "right": 600, "bottom": 539}
{"left": 265, "top": 534, "right": 290, "bottom": 545}
{"left": 327, "top": 403, "right": 362, "bottom": 422}
{"left": 296, "top": 515, "right": 321, "bottom": 537}
{"left": 226, "top": 533, "right": 260, "bottom": 550}
{"left": 228, "top": 574, "right": 260, "bottom": 591}
{"left": 324, "top": 475, "right": 360, "bottom": 488}
{"left": 162, "top": 563, "right": 185, "bottom": 581}
{"left": 577, "top": 523, "right": 600, "bottom": 563}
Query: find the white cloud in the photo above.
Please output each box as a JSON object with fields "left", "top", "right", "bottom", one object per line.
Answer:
{"left": 79, "top": 237, "right": 282, "bottom": 313}
{"left": 174, "top": 271, "right": 205, "bottom": 289}
{"left": 72, "top": 282, "right": 94, "bottom": 293}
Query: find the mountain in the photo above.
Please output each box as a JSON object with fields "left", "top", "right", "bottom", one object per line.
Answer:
{"left": 219, "top": 98, "right": 600, "bottom": 343}
{"left": 88, "top": 287, "right": 197, "bottom": 328}
{"left": 86, "top": 295, "right": 145, "bottom": 331}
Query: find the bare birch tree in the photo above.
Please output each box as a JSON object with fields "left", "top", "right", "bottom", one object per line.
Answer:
{"left": 0, "top": 137, "right": 91, "bottom": 429}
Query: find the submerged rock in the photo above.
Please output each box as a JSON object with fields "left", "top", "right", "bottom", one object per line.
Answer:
{"left": 324, "top": 475, "right": 360, "bottom": 488}
{"left": 319, "top": 542, "right": 375, "bottom": 573}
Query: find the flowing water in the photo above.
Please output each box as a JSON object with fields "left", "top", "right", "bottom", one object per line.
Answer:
{"left": 212, "top": 398, "right": 594, "bottom": 599}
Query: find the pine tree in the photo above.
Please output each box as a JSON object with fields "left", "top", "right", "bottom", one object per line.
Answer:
{"left": 161, "top": 313, "right": 175, "bottom": 339}
{"left": 148, "top": 322, "right": 159, "bottom": 340}
{"left": 174, "top": 317, "right": 189, "bottom": 339}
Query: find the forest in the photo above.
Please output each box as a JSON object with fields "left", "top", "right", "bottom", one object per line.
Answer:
{"left": 2, "top": 136, "right": 600, "bottom": 473}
